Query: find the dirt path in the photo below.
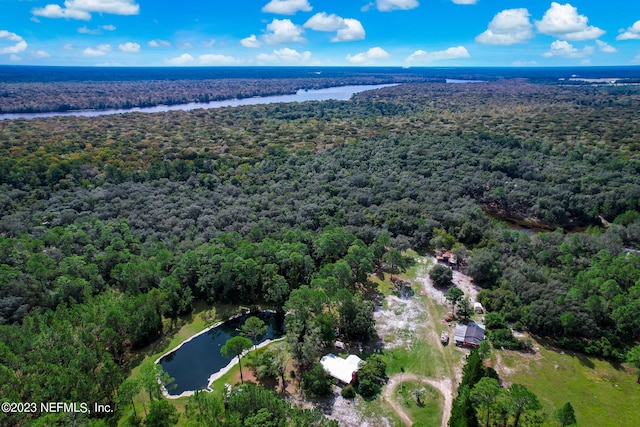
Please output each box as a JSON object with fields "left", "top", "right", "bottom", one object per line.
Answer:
{"left": 383, "top": 373, "right": 454, "bottom": 427}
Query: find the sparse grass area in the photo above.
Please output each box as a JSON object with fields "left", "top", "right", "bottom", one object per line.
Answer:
{"left": 382, "top": 339, "right": 444, "bottom": 379}
{"left": 397, "top": 381, "right": 442, "bottom": 427}
{"left": 404, "top": 255, "right": 432, "bottom": 281}
{"left": 497, "top": 342, "right": 640, "bottom": 427}
{"left": 358, "top": 394, "right": 403, "bottom": 425}
{"left": 369, "top": 273, "right": 395, "bottom": 297}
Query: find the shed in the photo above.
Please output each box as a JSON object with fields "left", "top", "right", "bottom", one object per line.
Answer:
{"left": 320, "top": 353, "right": 363, "bottom": 385}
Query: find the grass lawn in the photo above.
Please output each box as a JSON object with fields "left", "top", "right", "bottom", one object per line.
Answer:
{"left": 382, "top": 340, "right": 445, "bottom": 379}
{"left": 497, "top": 341, "right": 640, "bottom": 427}
{"left": 396, "top": 381, "right": 442, "bottom": 427}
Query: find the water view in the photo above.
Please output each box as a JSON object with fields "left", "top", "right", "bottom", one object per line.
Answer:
{"left": 158, "top": 312, "right": 284, "bottom": 396}
{"left": 0, "top": 84, "right": 396, "bottom": 120}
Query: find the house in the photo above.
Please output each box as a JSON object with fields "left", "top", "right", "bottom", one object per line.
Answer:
{"left": 454, "top": 322, "right": 486, "bottom": 347}
{"left": 320, "top": 353, "right": 363, "bottom": 385}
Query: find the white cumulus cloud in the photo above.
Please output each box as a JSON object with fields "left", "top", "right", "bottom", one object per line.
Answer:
{"left": 346, "top": 47, "right": 390, "bottom": 64}
{"left": 148, "top": 39, "right": 170, "bottom": 48}
{"left": 257, "top": 47, "right": 312, "bottom": 64}
{"left": 452, "top": 0, "right": 477, "bottom": 4}
{"left": 32, "top": 50, "right": 51, "bottom": 58}
{"left": 304, "top": 12, "right": 344, "bottom": 31}
{"left": 83, "top": 44, "right": 112, "bottom": 57}
{"left": 542, "top": 40, "right": 594, "bottom": 58}
{"left": 262, "top": 0, "right": 312, "bottom": 15}
{"left": 334, "top": 19, "right": 365, "bottom": 42}
{"left": 617, "top": 20, "right": 640, "bottom": 40}
{"left": 78, "top": 24, "right": 116, "bottom": 34}
{"left": 202, "top": 39, "right": 216, "bottom": 48}
{"left": 595, "top": 40, "right": 617, "bottom": 53}
{"left": 377, "top": 0, "right": 419, "bottom": 11}
{"left": 304, "top": 13, "right": 365, "bottom": 42}
{"left": 33, "top": 0, "right": 140, "bottom": 21}
{"left": 166, "top": 53, "right": 241, "bottom": 66}
{"left": 476, "top": 8, "right": 533, "bottom": 45}
{"left": 511, "top": 60, "right": 538, "bottom": 66}
{"left": 0, "top": 30, "right": 28, "bottom": 54}
{"left": 241, "top": 34, "right": 261, "bottom": 48}
{"left": 535, "top": 2, "right": 604, "bottom": 41}
{"left": 406, "top": 46, "right": 470, "bottom": 63}
{"left": 262, "top": 19, "right": 306, "bottom": 44}
{"left": 118, "top": 42, "right": 140, "bottom": 53}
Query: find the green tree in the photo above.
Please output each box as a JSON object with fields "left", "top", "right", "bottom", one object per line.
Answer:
{"left": 357, "top": 355, "right": 387, "bottom": 397}
{"left": 159, "top": 276, "right": 193, "bottom": 328}
{"left": 184, "top": 390, "right": 224, "bottom": 426}
{"left": 471, "top": 377, "right": 501, "bottom": 427}
{"left": 449, "top": 384, "right": 480, "bottom": 427}
{"left": 118, "top": 378, "right": 141, "bottom": 418}
{"left": 468, "top": 249, "right": 501, "bottom": 288}
{"left": 507, "top": 383, "right": 541, "bottom": 427}
{"left": 627, "top": 345, "right": 640, "bottom": 384}
{"left": 139, "top": 364, "right": 174, "bottom": 404}
{"left": 445, "top": 287, "right": 465, "bottom": 317}
{"left": 252, "top": 343, "right": 290, "bottom": 392}
{"left": 382, "top": 248, "right": 408, "bottom": 277}
{"left": 430, "top": 264, "right": 453, "bottom": 288}
{"left": 302, "top": 363, "right": 333, "bottom": 397}
{"left": 241, "top": 316, "right": 267, "bottom": 348}
{"left": 144, "top": 399, "right": 179, "bottom": 427}
{"left": 221, "top": 336, "right": 253, "bottom": 383}
{"left": 555, "top": 402, "right": 577, "bottom": 426}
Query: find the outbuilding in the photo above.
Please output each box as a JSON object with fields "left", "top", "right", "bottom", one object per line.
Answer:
{"left": 320, "top": 353, "right": 363, "bottom": 385}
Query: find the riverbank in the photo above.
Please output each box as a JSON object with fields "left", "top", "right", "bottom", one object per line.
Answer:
{"left": 0, "top": 84, "right": 397, "bottom": 120}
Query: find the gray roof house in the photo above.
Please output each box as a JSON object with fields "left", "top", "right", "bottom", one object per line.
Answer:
{"left": 454, "top": 322, "right": 486, "bottom": 347}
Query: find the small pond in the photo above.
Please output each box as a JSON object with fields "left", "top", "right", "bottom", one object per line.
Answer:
{"left": 158, "top": 311, "right": 284, "bottom": 396}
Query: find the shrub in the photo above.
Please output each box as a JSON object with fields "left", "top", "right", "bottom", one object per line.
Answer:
{"left": 341, "top": 384, "right": 356, "bottom": 398}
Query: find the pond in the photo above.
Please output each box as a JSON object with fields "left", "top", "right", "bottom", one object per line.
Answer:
{"left": 0, "top": 84, "right": 397, "bottom": 120}
{"left": 157, "top": 311, "right": 284, "bottom": 397}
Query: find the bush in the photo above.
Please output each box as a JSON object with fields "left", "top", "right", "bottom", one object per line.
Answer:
{"left": 341, "top": 384, "right": 356, "bottom": 398}
{"left": 302, "top": 364, "right": 333, "bottom": 397}
{"left": 357, "top": 355, "right": 387, "bottom": 398}
{"left": 489, "top": 328, "right": 524, "bottom": 350}
{"left": 429, "top": 264, "right": 453, "bottom": 287}
{"left": 484, "top": 312, "right": 507, "bottom": 330}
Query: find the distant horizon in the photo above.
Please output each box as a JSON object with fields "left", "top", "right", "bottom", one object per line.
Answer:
{"left": 1, "top": 1, "right": 639, "bottom": 67}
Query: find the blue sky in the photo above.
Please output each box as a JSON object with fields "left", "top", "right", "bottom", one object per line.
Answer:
{"left": 0, "top": 0, "right": 639, "bottom": 66}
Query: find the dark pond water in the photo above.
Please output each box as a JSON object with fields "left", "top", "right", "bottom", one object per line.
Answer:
{"left": 158, "top": 311, "right": 284, "bottom": 396}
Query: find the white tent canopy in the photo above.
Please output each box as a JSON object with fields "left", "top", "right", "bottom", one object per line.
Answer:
{"left": 320, "top": 353, "right": 363, "bottom": 384}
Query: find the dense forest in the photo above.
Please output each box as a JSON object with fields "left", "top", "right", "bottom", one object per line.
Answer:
{"left": 1, "top": 76, "right": 640, "bottom": 425}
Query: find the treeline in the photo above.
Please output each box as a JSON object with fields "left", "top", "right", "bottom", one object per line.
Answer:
{"left": 0, "top": 74, "right": 422, "bottom": 114}
{"left": 474, "top": 215, "right": 640, "bottom": 359}
{"left": 0, "top": 217, "right": 392, "bottom": 425}
{"left": 450, "top": 349, "right": 550, "bottom": 427}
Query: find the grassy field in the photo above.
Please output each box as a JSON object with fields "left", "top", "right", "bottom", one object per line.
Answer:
{"left": 496, "top": 341, "right": 640, "bottom": 427}
{"left": 395, "top": 381, "right": 443, "bottom": 427}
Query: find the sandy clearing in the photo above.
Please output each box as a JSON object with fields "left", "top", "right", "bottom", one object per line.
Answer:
{"left": 415, "top": 256, "right": 482, "bottom": 305}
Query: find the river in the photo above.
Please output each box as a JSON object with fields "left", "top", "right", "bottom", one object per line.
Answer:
{"left": 0, "top": 84, "right": 397, "bottom": 120}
